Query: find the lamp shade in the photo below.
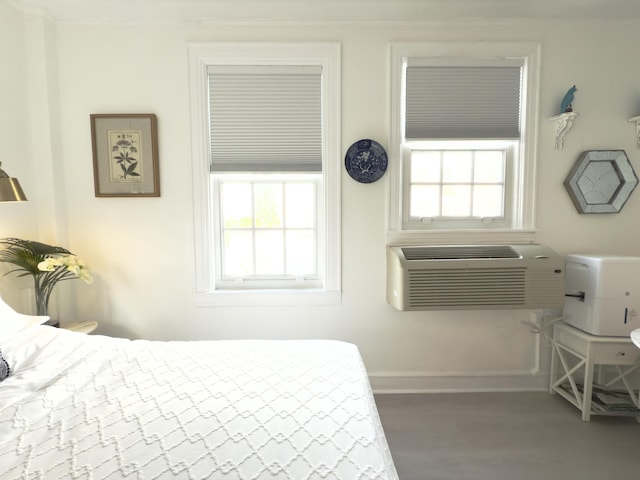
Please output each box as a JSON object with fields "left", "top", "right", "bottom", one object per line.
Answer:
{"left": 0, "top": 164, "right": 27, "bottom": 202}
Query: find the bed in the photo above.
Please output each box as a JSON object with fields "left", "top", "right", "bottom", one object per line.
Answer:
{"left": 0, "top": 303, "right": 398, "bottom": 479}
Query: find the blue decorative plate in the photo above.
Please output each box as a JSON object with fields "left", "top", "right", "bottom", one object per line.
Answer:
{"left": 345, "top": 139, "right": 388, "bottom": 184}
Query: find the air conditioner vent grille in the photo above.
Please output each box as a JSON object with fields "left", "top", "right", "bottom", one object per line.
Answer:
{"left": 401, "top": 245, "right": 520, "bottom": 261}
{"left": 408, "top": 268, "right": 526, "bottom": 307}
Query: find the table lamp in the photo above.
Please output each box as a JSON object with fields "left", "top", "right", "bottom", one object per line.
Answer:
{"left": 0, "top": 163, "right": 27, "bottom": 202}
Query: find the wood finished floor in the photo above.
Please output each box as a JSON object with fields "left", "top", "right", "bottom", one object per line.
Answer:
{"left": 374, "top": 392, "right": 640, "bottom": 480}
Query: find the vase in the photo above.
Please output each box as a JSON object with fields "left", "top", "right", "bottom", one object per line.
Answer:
{"left": 35, "top": 288, "right": 59, "bottom": 327}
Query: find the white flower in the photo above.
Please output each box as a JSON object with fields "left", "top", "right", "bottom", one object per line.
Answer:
{"left": 78, "top": 269, "right": 94, "bottom": 284}
{"left": 38, "top": 254, "right": 93, "bottom": 284}
{"left": 38, "top": 257, "right": 62, "bottom": 271}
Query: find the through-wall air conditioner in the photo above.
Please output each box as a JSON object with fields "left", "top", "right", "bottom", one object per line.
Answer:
{"left": 386, "top": 244, "right": 565, "bottom": 311}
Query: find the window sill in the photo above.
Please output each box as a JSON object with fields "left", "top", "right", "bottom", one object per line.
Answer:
{"left": 386, "top": 228, "right": 537, "bottom": 246}
{"left": 195, "top": 289, "right": 341, "bottom": 307}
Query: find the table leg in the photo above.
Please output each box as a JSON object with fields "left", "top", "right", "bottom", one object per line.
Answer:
{"left": 582, "top": 361, "right": 595, "bottom": 421}
{"left": 549, "top": 340, "right": 557, "bottom": 395}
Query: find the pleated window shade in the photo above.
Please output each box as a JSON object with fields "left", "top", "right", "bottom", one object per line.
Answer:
{"left": 208, "top": 65, "right": 322, "bottom": 173}
{"left": 405, "top": 63, "right": 522, "bottom": 140}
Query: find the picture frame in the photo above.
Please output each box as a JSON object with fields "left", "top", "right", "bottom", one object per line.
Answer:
{"left": 564, "top": 150, "right": 638, "bottom": 214}
{"left": 90, "top": 114, "right": 160, "bottom": 197}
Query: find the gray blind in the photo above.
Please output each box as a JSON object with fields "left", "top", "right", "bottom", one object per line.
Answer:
{"left": 405, "top": 64, "right": 522, "bottom": 140}
{"left": 208, "top": 65, "right": 322, "bottom": 172}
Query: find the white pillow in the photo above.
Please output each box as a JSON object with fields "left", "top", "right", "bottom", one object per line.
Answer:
{"left": 0, "top": 295, "right": 49, "bottom": 341}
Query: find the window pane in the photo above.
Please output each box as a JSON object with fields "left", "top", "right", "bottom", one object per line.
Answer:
{"left": 410, "top": 185, "right": 440, "bottom": 217}
{"left": 442, "top": 185, "right": 471, "bottom": 216}
{"left": 473, "top": 185, "right": 504, "bottom": 217}
{"left": 255, "top": 230, "right": 284, "bottom": 274}
{"left": 223, "top": 230, "right": 253, "bottom": 276}
{"left": 474, "top": 151, "right": 505, "bottom": 183}
{"left": 254, "top": 183, "right": 283, "bottom": 228}
{"left": 286, "top": 230, "right": 316, "bottom": 275}
{"left": 285, "top": 183, "right": 315, "bottom": 228}
{"left": 442, "top": 151, "right": 472, "bottom": 183}
{"left": 222, "top": 183, "right": 252, "bottom": 228}
{"left": 411, "top": 151, "right": 441, "bottom": 182}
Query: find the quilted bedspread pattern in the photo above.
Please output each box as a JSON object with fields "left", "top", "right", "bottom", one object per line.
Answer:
{"left": 0, "top": 331, "right": 397, "bottom": 480}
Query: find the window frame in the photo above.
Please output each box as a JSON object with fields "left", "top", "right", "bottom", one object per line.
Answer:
{"left": 188, "top": 43, "right": 341, "bottom": 306}
{"left": 388, "top": 42, "right": 541, "bottom": 245}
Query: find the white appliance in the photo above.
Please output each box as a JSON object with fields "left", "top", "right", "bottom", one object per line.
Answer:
{"left": 386, "top": 244, "right": 565, "bottom": 311}
{"left": 564, "top": 254, "right": 640, "bottom": 336}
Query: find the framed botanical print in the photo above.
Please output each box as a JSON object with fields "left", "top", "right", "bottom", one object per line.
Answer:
{"left": 90, "top": 114, "right": 160, "bottom": 197}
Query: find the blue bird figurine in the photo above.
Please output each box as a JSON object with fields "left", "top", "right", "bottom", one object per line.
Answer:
{"left": 560, "top": 85, "right": 577, "bottom": 113}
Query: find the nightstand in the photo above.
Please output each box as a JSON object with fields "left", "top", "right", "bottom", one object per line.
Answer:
{"left": 550, "top": 322, "right": 640, "bottom": 421}
{"left": 60, "top": 321, "right": 98, "bottom": 334}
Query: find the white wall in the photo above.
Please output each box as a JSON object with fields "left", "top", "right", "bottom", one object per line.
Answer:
{"left": 5, "top": 4, "right": 640, "bottom": 391}
{"left": 0, "top": 4, "right": 32, "bottom": 236}
{"left": 0, "top": 3, "right": 45, "bottom": 308}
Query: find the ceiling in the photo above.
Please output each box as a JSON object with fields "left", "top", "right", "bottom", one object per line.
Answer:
{"left": 8, "top": 0, "right": 640, "bottom": 23}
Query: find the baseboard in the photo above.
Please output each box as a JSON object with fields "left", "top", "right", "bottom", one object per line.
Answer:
{"left": 369, "top": 372, "right": 550, "bottom": 394}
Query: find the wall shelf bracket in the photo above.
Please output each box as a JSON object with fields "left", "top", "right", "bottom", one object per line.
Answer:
{"left": 628, "top": 116, "right": 640, "bottom": 147}
{"left": 549, "top": 112, "right": 578, "bottom": 150}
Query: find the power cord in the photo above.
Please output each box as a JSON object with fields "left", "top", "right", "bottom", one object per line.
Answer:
{"left": 521, "top": 312, "right": 566, "bottom": 345}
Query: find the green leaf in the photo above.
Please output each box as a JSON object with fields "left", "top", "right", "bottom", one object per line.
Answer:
{"left": 0, "top": 238, "right": 72, "bottom": 276}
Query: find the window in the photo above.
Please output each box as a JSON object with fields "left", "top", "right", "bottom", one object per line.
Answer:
{"left": 388, "top": 43, "right": 540, "bottom": 243}
{"left": 407, "top": 143, "right": 512, "bottom": 221}
{"left": 404, "top": 140, "right": 516, "bottom": 230}
{"left": 214, "top": 174, "right": 322, "bottom": 289}
{"left": 189, "top": 43, "right": 341, "bottom": 306}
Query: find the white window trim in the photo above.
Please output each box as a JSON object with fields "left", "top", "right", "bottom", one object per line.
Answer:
{"left": 387, "top": 42, "right": 541, "bottom": 246}
{"left": 188, "top": 43, "right": 341, "bottom": 306}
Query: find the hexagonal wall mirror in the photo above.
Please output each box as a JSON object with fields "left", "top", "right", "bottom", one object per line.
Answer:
{"left": 564, "top": 150, "right": 638, "bottom": 214}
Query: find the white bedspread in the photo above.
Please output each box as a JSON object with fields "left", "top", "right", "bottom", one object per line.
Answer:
{"left": 0, "top": 326, "right": 398, "bottom": 479}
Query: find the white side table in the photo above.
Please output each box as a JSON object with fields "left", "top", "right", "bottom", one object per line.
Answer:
{"left": 60, "top": 321, "right": 98, "bottom": 334}
{"left": 550, "top": 322, "right": 640, "bottom": 421}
